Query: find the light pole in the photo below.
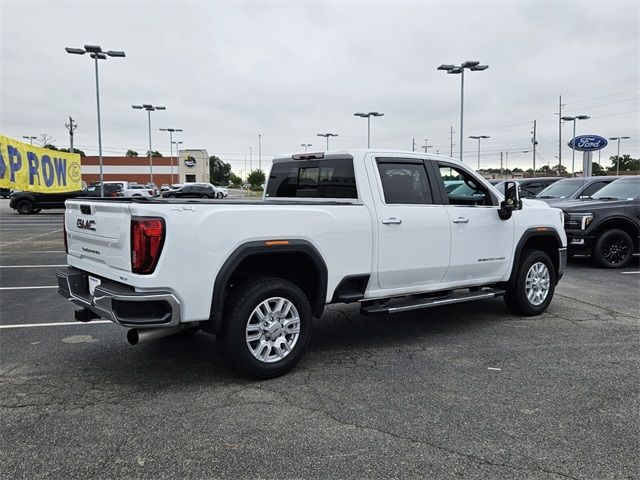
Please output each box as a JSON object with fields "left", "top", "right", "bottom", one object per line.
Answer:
{"left": 561, "top": 115, "right": 589, "bottom": 176}
{"left": 66, "top": 44, "right": 125, "bottom": 197}
{"left": 609, "top": 136, "right": 630, "bottom": 175}
{"left": 22, "top": 136, "right": 36, "bottom": 145}
{"left": 301, "top": 143, "right": 312, "bottom": 152}
{"left": 172, "top": 141, "right": 183, "bottom": 184}
{"left": 317, "top": 133, "right": 338, "bottom": 150}
{"left": 354, "top": 112, "right": 384, "bottom": 148}
{"left": 160, "top": 128, "right": 182, "bottom": 185}
{"left": 133, "top": 104, "right": 166, "bottom": 184}
{"left": 437, "top": 61, "right": 489, "bottom": 163}
{"left": 469, "top": 135, "right": 490, "bottom": 171}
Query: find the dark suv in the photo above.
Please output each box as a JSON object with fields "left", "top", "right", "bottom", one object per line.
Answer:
{"left": 493, "top": 177, "right": 563, "bottom": 198}
{"left": 559, "top": 176, "right": 640, "bottom": 268}
{"left": 9, "top": 183, "right": 123, "bottom": 215}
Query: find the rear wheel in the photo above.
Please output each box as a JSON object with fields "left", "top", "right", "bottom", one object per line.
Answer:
{"left": 593, "top": 229, "right": 633, "bottom": 268}
{"left": 504, "top": 249, "right": 555, "bottom": 316}
{"left": 16, "top": 200, "right": 34, "bottom": 215}
{"left": 218, "top": 276, "right": 312, "bottom": 379}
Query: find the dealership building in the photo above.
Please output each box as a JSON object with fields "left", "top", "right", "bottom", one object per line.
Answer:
{"left": 81, "top": 149, "right": 210, "bottom": 185}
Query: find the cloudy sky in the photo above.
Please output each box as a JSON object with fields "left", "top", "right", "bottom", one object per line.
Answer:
{"left": 1, "top": 0, "right": 638, "bottom": 174}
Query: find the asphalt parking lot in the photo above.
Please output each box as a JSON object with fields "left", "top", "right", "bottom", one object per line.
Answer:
{"left": 0, "top": 199, "right": 638, "bottom": 480}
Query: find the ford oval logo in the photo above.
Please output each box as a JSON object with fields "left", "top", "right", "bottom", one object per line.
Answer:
{"left": 568, "top": 135, "right": 608, "bottom": 152}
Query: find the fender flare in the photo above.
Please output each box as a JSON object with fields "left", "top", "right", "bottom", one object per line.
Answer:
{"left": 209, "top": 239, "right": 328, "bottom": 333}
{"left": 508, "top": 227, "right": 564, "bottom": 284}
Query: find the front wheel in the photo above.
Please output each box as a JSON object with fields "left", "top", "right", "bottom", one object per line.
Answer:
{"left": 218, "top": 277, "right": 312, "bottom": 379}
{"left": 16, "top": 200, "right": 34, "bottom": 215}
{"left": 504, "top": 249, "right": 556, "bottom": 316}
{"left": 592, "top": 229, "right": 633, "bottom": 268}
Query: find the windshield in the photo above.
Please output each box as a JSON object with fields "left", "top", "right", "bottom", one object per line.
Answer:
{"left": 536, "top": 179, "right": 584, "bottom": 198}
{"left": 591, "top": 178, "right": 640, "bottom": 200}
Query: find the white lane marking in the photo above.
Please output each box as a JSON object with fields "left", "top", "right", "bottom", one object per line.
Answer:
{"left": 0, "top": 250, "right": 65, "bottom": 254}
{"left": 0, "top": 265, "right": 66, "bottom": 268}
{"left": 621, "top": 271, "right": 640, "bottom": 274}
{"left": 1, "top": 321, "right": 111, "bottom": 329}
{"left": 487, "top": 367, "right": 502, "bottom": 371}
{"left": 0, "top": 229, "right": 62, "bottom": 247}
{"left": 0, "top": 286, "right": 58, "bottom": 290}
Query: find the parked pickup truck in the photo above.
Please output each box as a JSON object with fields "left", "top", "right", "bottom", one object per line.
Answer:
{"left": 56, "top": 150, "right": 567, "bottom": 378}
{"left": 556, "top": 176, "right": 640, "bottom": 268}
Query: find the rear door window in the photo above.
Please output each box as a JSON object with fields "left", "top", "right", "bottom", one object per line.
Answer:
{"left": 376, "top": 161, "right": 433, "bottom": 204}
{"left": 266, "top": 159, "right": 357, "bottom": 198}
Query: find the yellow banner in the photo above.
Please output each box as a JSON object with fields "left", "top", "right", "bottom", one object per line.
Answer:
{"left": 0, "top": 134, "right": 82, "bottom": 192}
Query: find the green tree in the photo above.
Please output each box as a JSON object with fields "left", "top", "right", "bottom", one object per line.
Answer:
{"left": 43, "top": 144, "right": 59, "bottom": 151}
{"left": 610, "top": 154, "right": 640, "bottom": 171}
{"left": 591, "top": 162, "right": 604, "bottom": 176}
{"left": 146, "top": 150, "right": 163, "bottom": 157}
{"left": 229, "top": 173, "right": 243, "bottom": 188}
{"left": 511, "top": 167, "right": 523, "bottom": 173}
{"left": 59, "top": 147, "right": 86, "bottom": 157}
{"left": 536, "top": 165, "right": 553, "bottom": 175}
{"left": 551, "top": 164, "right": 568, "bottom": 175}
{"left": 126, "top": 149, "right": 139, "bottom": 157}
{"left": 209, "top": 155, "right": 232, "bottom": 185}
{"left": 247, "top": 169, "right": 266, "bottom": 190}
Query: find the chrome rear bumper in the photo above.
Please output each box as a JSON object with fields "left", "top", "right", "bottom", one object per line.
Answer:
{"left": 56, "top": 267, "right": 181, "bottom": 327}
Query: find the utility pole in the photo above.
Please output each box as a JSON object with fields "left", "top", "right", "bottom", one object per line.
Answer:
{"left": 558, "top": 95, "right": 563, "bottom": 175}
{"left": 500, "top": 151, "right": 504, "bottom": 179}
{"left": 424, "top": 139, "right": 428, "bottom": 153}
{"left": 249, "top": 147, "right": 253, "bottom": 171}
{"left": 532, "top": 120, "right": 537, "bottom": 177}
{"left": 412, "top": 138, "right": 416, "bottom": 152}
{"left": 450, "top": 126, "right": 454, "bottom": 157}
{"left": 258, "top": 134, "right": 262, "bottom": 171}
{"left": 65, "top": 116, "right": 78, "bottom": 153}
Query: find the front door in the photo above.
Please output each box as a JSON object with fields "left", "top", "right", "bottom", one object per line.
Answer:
{"left": 369, "top": 156, "right": 451, "bottom": 290}
{"left": 435, "top": 163, "right": 515, "bottom": 283}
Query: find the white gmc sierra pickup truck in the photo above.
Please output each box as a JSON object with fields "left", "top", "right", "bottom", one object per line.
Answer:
{"left": 57, "top": 150, "right": 567, "bottom": 378}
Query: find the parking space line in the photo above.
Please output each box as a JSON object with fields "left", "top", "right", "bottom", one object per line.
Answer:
{"left": 621, "top": 271, "right": 640, "bottom": 274}
{"left": 0, "top": 228, "right": 62, "bottom": 247}
{"left": 0, "top": 250, "right": 65, "bottom": 254}
{"left": 0, "top": 320, "right": 111, "bottom": 329}
{"left": 0, "top": 286, "right": 58, "bottom": 290}
{"left": 0, "top": 265, "right": 66, "bottom": 268}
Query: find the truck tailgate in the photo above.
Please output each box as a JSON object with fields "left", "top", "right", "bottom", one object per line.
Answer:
{"left": 65, "top": 200, "right": 132, "bottom": 273}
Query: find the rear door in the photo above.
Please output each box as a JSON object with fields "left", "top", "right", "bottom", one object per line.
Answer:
{"left": 65, "top": 201, "right": 132, "bottom": 273}
{"left": 368, "top": 155, "right": 451, "bottom": 289}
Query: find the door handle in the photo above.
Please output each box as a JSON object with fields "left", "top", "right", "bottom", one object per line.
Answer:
{"left": 382, "top": 217, "right": 402, "bottom": 225}
{"left": 452, "top": 217, "right": 469, "bottom": 224}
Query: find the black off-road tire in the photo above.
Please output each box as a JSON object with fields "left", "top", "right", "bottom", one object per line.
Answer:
{"left": 592, "top": 229, "right": 633, "bottom": 269}
{"left": 218, "top": 276, "right": 312, "bottom": 379}
{"left": 504, "top": 249, "right": 556, "bottom": 316}
{"left": 16, "top": 200, "right": 34, "bottom": 215}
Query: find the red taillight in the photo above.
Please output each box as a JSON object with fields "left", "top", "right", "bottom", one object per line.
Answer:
{"left": 63, "top": 217, "right": 68, "bottom": 253}
{"left": 131, "top": 217, "right": 165, "bottom": 274}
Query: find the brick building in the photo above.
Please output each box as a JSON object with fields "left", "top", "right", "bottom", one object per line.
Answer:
{"left": 81, "top": 150, "right": 210, "bottom": 185}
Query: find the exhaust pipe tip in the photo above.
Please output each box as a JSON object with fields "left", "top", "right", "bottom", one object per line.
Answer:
{"left": 126, "top": 329, "right": 140, "bottom": 345}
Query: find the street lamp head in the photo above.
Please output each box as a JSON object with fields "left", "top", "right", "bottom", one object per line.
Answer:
{"left": 469, "top": 136, "right": 480, "bottom": 139}
{"left": 354, "top": 112, "right": 367, "bottom": 117}
{"left": 155, "top": 106, "right": 166, "bottom": 111}
{"left": 65, "top": 47, "right": 85, "bottom": 55}
{"left": 461, "top": 60, "right": 480, "bottom": 68}
{"left": 90, "top": 53, "right": 107, "bottom": 60}
{"left": 370, "top": 112, "right": 384, "bottom": 117}
{"left": 437, "top": 64, "right": 455, "bottom": 71}
{"left": 621, "top": 136, "right": 630, "bottom": 139}
{"left": 480, "top": 135, "right": 490, "bottom": 139}
{"left": 447, "top": 67, "right": 463, "bottom": 74}
{"left": 106, "top": 50, "right": 126, "bottom": 58}
{"left": 576, "top": 115, "right": 590, "bottom": 120}
{"left": 470, "top": 65, "right": 489, "bottom": 71}
{"left": 132, "top": 105, "right": 143, "bottom": 109}
{"left": 83, "top": 45, "right": 102, "bottom": 53}
{"left": 142, "top": 104, "right": 153, "bottom": 109}
{"left": 560, "top": 116, "right": 575, "bottom": 121}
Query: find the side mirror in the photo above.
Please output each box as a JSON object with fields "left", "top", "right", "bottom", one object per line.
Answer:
{"left": 498, "top": 181, "right": 522, "bottom": 220}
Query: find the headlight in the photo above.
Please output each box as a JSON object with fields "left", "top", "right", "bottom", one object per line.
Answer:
{"left": 566, "top": 212, "right": 594, "bottom": 230}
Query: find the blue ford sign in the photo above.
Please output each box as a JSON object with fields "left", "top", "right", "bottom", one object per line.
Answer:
{"left": 568, "top": 135, "right": 608, "bottom": 152}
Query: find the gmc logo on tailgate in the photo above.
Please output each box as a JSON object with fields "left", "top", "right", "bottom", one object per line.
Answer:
{"left": 77, "top": 219, "right": 96, "bottom": 231}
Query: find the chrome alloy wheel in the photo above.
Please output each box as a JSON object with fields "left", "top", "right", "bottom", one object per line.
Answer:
{"left": 525, "top": 262, "right": 550, "bottom": 306}
{"left": 245, "top": 297, "right": 301, "bottom": 363}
